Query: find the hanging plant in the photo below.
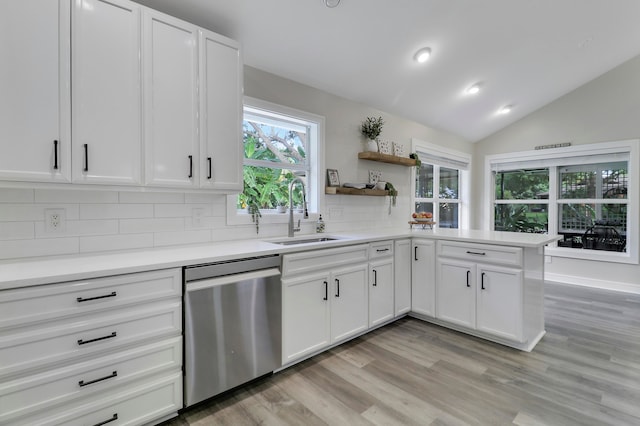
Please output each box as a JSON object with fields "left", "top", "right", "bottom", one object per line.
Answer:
{"left": 385, "top": 182, "right": 398, "bottom": 214}
{"left": 409, "top": 152, "right": 422, "bottom": 167}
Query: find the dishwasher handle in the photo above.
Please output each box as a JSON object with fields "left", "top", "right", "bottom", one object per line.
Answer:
{"left": 186, "top": 268, "right": 281, "bottom": 292}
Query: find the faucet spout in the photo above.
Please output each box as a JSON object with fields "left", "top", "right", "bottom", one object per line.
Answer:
{"left": 288, "top": 177, "right": 308, "bottom": 237}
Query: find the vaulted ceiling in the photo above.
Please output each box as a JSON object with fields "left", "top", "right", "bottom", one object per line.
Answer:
{"left": 133, "top": 0, "right": 640, "bottom": 142}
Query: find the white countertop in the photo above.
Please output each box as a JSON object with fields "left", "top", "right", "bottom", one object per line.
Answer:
{"left": 0, "top": 228, "right": 560, "bottom": 290}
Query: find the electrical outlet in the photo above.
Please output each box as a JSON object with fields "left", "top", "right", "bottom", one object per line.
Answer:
{"left": 45, "top": 208, "right": 66, "bottom": 234}
{"left": 192, "top": 207, "right": 204, "bottom": 228}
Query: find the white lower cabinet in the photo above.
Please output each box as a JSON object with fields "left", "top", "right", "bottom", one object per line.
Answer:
{"left": 368, "top": 241, "right": 394, "bottom": 327}
{"left": 411, "top": 239, "right": 435, "bottom": 317}
{"left": 0, "top": 268, "right": 183, "bottom": 426}
{"left": 282, "top": 245, "right": 369, "bottom": 365}
{"left": 393, "top": 239, "right": 411, "bottom": 316}
{"left": 436, "top": 241, "right": 525, "bottom": 343}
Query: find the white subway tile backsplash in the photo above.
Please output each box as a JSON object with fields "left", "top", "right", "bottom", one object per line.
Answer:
{"left": 34, "top": 189, "right": 119, "bottom": 204}
{"left": 154, "top": 230, "right": 212, "bottom": 247}
{"left": 0, "top": 204, "right": 79, "bottom": 221}
{"left": 79, "top": 233, "right": 154, "bottom": 253}
{"left": 0, "top": 237, "right": 79, "bottom": 260}
{"left": 80, "top": 204, "right": 154, "bottom": 220}
{"left": 184, "top": 193, "right": 223, "bottom": 204}
{"left": 119, "top": 192, "right": 184, "bottom": 204}
{"left": 34, "top": 220, "right": 119, "bottom": 238}
{"left": 0, "top": 222, "right": 34, "bottom": 240}
{"left": 119, "top": 218, "right": 184, "bottom": 234}
{"left": 0, "top": 188, "right": 34, "bottom": 203}
{"left": 154, "top": 204, "right": 213, "bottom": 218}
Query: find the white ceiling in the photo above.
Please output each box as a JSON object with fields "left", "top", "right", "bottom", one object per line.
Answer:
{"left": 133, "top": 0, "right": 640, "bottom": 142}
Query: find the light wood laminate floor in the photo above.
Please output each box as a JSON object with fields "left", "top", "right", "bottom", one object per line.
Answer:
{"left": 165, "top": 283, "right": 640, "bottom": 425}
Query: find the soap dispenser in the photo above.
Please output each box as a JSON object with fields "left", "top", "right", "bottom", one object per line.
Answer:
{"left": 316, "top": 214, "right": 325, "bottom": 233}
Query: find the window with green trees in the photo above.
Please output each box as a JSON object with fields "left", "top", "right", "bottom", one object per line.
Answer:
{"left": 238, "top": 105, "right": 312, "bottom": 213}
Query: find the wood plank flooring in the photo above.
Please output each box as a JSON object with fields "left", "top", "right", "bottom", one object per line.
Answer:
{"left": 164, "top": 283, "right": 640, "bottom": 425}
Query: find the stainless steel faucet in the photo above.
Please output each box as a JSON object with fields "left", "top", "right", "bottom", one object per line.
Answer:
{"left": 288, "top": 177, "right": 309, "bottom": 237}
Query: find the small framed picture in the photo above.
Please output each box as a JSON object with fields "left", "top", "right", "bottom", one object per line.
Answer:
{"left": 326, "top": 169, "right": 340, "bottom": 187}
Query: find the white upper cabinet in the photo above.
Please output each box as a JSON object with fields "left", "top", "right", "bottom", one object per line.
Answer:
{"left": 143, "top": 10, "right": 199, "bottom": 188}
{"left": 199, "top": 29, "right": 243, "bottom": 191}
{"left": 0, "top": 0, "right": 71, "bottom": 183}
{"left": 72, "top": 0, "right": 142, "bottom": 185}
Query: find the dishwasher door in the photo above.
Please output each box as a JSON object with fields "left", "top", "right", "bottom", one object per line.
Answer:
{"left": 184, "top": 261, "right": 282, "bottom": 407}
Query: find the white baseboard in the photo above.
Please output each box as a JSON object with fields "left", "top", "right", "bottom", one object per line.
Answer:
{"left": 545, "top": 272, "right": 640, "bottom": 295}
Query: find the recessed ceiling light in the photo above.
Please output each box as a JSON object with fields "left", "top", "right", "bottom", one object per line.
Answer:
{"left": 465, "top": 83, "right": 481, "bottom": 95}
{"left": 498, "top": 105, "right": 512, "bottom": 115}
{"left": 414, "top": 47, "right": 431, "bottom": 63}
{"left": 324, "top": 0, "right": 340, "bottom": 7}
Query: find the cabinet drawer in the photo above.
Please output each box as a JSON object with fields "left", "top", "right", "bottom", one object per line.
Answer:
{"left": 437, "top": 241, "right": 522, "bottom": 267}
{"left": 0, "top": 337, "right": 182, "bottom": 424}
{"left": 369, "top": 240, "right": 394, "bottom": 259}
{"left": 282, "top": 244, "right": 369, "bottom": 276}
{"left": 0, "top": 299, "right": 181, "bottom": 379}
{"left": 0, "top": 268, "right": 182, "bottom": 329}
{"left": 13, "top": 371, "right": 182, "bottom": 426}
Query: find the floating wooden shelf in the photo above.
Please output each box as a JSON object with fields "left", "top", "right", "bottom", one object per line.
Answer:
{"left": 358, "top": 151, "right": 417, "bottom": 166}
{"left": 325, "top": 186, "right": 389, "bottom": 196}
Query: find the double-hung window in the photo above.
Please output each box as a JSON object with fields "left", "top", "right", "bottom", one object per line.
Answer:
{"left": 236, "top": 97, "right": 323, "bottom": 216}
{"left": 412, "top": 140, "right": 471, "bottom": 229}
{"left": 486, "top": 140, "right": 638, "bottom": 263}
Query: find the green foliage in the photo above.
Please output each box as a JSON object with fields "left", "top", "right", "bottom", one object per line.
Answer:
{"left": 361, "top": 116, "right": 384, "bottom": 140}
{"left": 494, "top": 205, "right": 547, "bottom": 233}
{"left": 495, "top": 169, "right": 549, "bottom": 200}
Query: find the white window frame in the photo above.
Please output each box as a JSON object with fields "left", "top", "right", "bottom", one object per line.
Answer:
{"left": 411, "top": 139, "right": 471, "bottom": 229}
{"left": 226, "top": 97, "right": 325, "bottom": 227}
{"left": 484, "top": 140, "right": 638, "bottom": 264}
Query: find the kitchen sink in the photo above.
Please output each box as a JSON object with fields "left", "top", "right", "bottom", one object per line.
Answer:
{"left": 269, "top": 237, "right": 341, "bottom": 245}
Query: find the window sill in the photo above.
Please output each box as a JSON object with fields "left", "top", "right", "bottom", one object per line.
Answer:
{"left": 546, "top": 245, "right": 638, "bottom": 265}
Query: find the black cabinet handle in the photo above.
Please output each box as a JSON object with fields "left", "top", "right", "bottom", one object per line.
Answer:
{"left": 466, "top": 270, "right": 471, "bottom": 287}
{"left": 188, "top": 155, "right": 193, "bottom": 178}
{"left": 323, "top": 281, "right": 328, "bottom": 301}
{"left": 466, "top": 250, "right": 486, "bottom": 256}
{"left": 207, "top": 157, "right": 212, "bottom": 179}
{"left": 83, "top": 144, "right": 89, "bottom": 172}
{"left": 373, "top": 269, "right": 377, "bottom": 286}
{"left": 481, "top": 272, "right": 486, "bottom": 290}
{"left": 414, "top": 246, "right": 418, "bottom": 261}
{"left": 78, "top": 331, "right": 116, "bottom": 346}
{"left": 335, "top": 278, "right": 340, "bottom": 297}
{"left": 79, "top": 370, "right": 117, "bottom": 387}
{"left": 53, "top": 140, "right": 59, "bottom": 170}
{"left": 376, "top": 248, "right": 389, "bottom": 252}
{"left": 92, "top": 414, "right": 118, "bottom": 426}
{"left": 77, "top": 291, "right": 117, "bottom": 303}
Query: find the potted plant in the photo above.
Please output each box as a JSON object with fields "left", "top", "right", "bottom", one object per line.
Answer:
{"left": 409, "top": 152, "right": 422, "bottom": 167}
{"left": 385, "top": 182, "right": 398, "bottom": 214}
{"left": 276, "top": 201, "right": 287, "bottom": 213}
{"left": 361, "top": 116, "right": 384, "bottom": 152}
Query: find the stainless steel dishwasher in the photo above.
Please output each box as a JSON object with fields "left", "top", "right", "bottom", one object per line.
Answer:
{"left": 183, "top": 255, "right": 281, "bottom": 407}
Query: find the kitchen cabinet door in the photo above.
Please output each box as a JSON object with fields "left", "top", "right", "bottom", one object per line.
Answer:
{"left": 72, "top": 0, "right": 141, "bottom": 185}
{"left": 436, "top": 258, "right": 476, "bottom": 328}
{"left": 0, "top": 0, "right": 71, "bottom": 183}
{"left": 394, "top": 239, "right": 411, "bottom": 316}
{"left": 369, "top": 258, "right": 394, "bottom": 327}
{"left": 411, "top": 239, "right": 435, "bottom": 317}
{"left": 476, "top": 264, "right": 523, "bottom": 341}
{"left": 330, "top": 264, "right": 368, "bottom": 343}
{"left": 282, "top": 273, "right": 331, "bottom": 365}
{"left": 199, "top": 29, "right": 243, "bottom": 191}
{"left": 143, "top": 10, "right": 199, "bottom": 187}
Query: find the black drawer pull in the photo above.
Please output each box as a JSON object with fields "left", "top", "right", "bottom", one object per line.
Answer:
{"left": 376, "top": 248, "right": 389, "bottom": 252}
{"left": 77, "top": 291, "right": 117, "bottom": 303}
{"left": 53, "top": 140, "right": 59, "bottom": 170}
{"left": 83, "top": 144, "right": 89, "bottom": 172}
{"left": 78, "top": 332, "right": 117, "bottom": 346}
{"left": 79, "top": 370, "right": 117, "bottom": 387}
{"left": 188, "top": 155, "right": 193, "bottom": 178}
{"left": 323, "top": 281, "right": 328, "bottom": 301}
{"left": 335, "top": 278, "right": 340, "bottom": 297}
{"left": 207, "top": 157, "right": 212, "bottom": 179}
{"left": 466, "top": 250, "right": 486, "bottom": 256}
{"left": 466, "top": 270, "right": 471, "bottom": 287}
{"left": 93, "top": 413, "right": 118, "bottom": 426}
{"left": 481, "top": 272, "right": 486, "bottom": 290}
{"left": 373, "top": 269, "right": 377, "bottom": 286}
{"left": 414, "top": 246, "right": 418, "bottom": 261}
